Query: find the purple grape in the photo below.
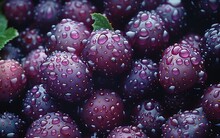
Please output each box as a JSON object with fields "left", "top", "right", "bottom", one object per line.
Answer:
{"left": 80, "top": 89, "right": 125, "bottom": 133}
{"left": 47, "top": 18, "right": 91, "bottom": 55}
{"left": 25, "top": 112, "right": 81, "bottom": 138}
{"left": 40, "top": 51, "right": 93, "bottom": 103}
{"left": 62, "top": 0, "right": 97, "bottom": 28}
{"left": 22, "top": 84, "right": 59, "bottom": 120}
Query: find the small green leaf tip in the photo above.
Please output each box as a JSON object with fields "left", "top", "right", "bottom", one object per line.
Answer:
{"left": 0, "top": 14, "right": 19, "bottom": 50}
{"left": 91, "top": 13, "right": 113, "bottom": 31}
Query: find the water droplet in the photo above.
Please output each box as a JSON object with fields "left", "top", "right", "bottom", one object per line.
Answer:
{"left": 184, "top": 59, "right": 190, "bottom": 66}
{"left": 163, "top": 30, "right": 169, "bottom": 42}
{"left": 71, "top": 55, "right": 79, "bottom": 63}
{"left": 10, "top": 65, "right": 17, "bottom": 72}
{"left": 179, "top": 49, "right": 190, "bottom": 58}
{"left": 145, "top": 102, "right": 154, "bottom": 110}
{"left": 172, "top": 68, "right": 180, "bottom": 75}
{"left": 10, "top": 78, "right": 18, "bottom": 85}
{"left": 214, "top": 44, "right": 220, "bottom": 50}
{"left": 50, "top": 35, "right": 56, "bottom": 42}
{"left": 96, "top": 116, "right": 103, "bottom": 122}
{"left": 140, "top": 28, "right": 149, "bottom": 37}
{"left": 48, "top": 63, "right": 55, "bottom": 70}
{"left": 64, "top": 26, "right": 70, "bottom": 31}
{"left": 110, "top": 106, "right": 115, "bottom": 111}
{"left": 70, "top": 31, "right": 79, "bottom": 39}
{"left": 191, "top": 57, "right": 200, "bottom": 65}
{"left": 42, "top": 95, "right": 50, "bottom": 102}
{"left": 90, "top": 46, "right": 97, "bottom": 55}
{"left": 61, "top": 73, "right": 67, "bottom": 78}
{"left": 214, "top": 90, "right": 220, "bottom": 98}
{"left": 126, "top": 31, "right": 135, "bottom": 38}
{"left": 122, "top": 128, "right": 130, "bottom": 133}
{"left": 61, "top": 59, "right": 69, "bottom": 66}
{"left": 140, "top": 13, "right": 149, "bottom": 20}
{"left": 76, "top": 71, "right": 82, "bottom": 78}
{"left": 66, "top": 68, "right": 73, "bottom": 74}
{"left": 172, "top": 9, "right": 180, "bottom": 21}
{"left": 35, "top": 91, "right": 41, "bottom": 98}
{"left": 106, "top": 44, "right": 114, "bottom": 50}
{"left": 51, "top": 129, "right": 57, "bottom": 136}
{"left": 49, "top": 72, "right": 57, "bottom": 80}
{"left": 172, "top": 46, "right": 181, "bottom": 55}
{"left": 7, "top": 133, "right": 15, "bottom": 137}
{"left": 62, "top": 33, "right": 67, "bottom": 39}
{"left": 52, "top": 118, "right": 60, "bottom": 124}
{"left": 171, "top": 118, "right": 178, "bottom": 126}
{"left": 176, "top": 58, "right": 183, "bottom": 65}
{"left": 67, "top": 46, "right": 76, "bottom": 53}
{"left": 169, "top": 86, "right": 175, "bottom": 92}
{"left": 111, "top": 57, "right": 116, "bottom": 62}
{"left": 185, "top": 117, "right": 195, "bottom": 124}
{"left": 166, "top": 56, "right": 173, "bottom": 65}
{"left": 139, "top": 71, "right": 147, "bottom": 79}
{"left": 60, "top": 126, "right": 71, "bottom": 136}
{"left": 112, "top": 49, "right": 120, "bottom": 56}
{"left": 32, "top": 86, "right": 39, "bottom": 93}
{"left": 41, "top": 120, "right": 48, "bottom": 127}
{"left": 98, "top": 34, "right": 108, "bottom": 45}
{"left": 112, "top": 34, "right": 120, "bottom": 42}
{"left": 133, "top": 19, "right": 140, "bottom": 28}
{"left": 146, "top": 21, "right": 152, "bottom": 28}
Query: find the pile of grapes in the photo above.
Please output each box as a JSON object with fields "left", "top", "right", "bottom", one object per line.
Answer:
{"left": 0, "top": 0, "right": 219, "bottom": 137}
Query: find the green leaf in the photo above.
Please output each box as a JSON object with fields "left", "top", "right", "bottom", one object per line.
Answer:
{"left": 0, "top": 27, "right": 19, "bottom": 50}
{"left": 91, "top": 13, "right": 113, "bottom": 31}
{"left": 0, "top": 14, "right": 7, "bottom": 33}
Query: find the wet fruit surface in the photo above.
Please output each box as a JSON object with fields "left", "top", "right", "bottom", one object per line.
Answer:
{"left": 126, "top": 10, "right": 169, "bottom": 58}
{"left": 156, "top": 1, "right": 187, "bottom": 36}
{"left": 22, "top": 84, "right": 59, "bottom": 120}
{"left": 131, "top": 99, "right": 165, "bottom": 137}
{"left": 47, "top": 18, "right": 91, "bottom": 55}
{"left": 40, "top": 51, "right": 93, "bottom": 103}
{"left": 123, "top": 58, "right": 159, "bottom": 100}
{"left": 82, "top": 29, "right": 133, "bottom": 77}
{"left": 17, "top": 28, "right": 44, "bottom": 54}
{"left": 202, "top": 83, "right": 220, "bottom": 123}
{"left": 107, "top": 125, "right": 147, "bottom": 138}
{"left": 25, "top": 112, "right": 81, "bottom": 138}
{"left": 62, "top": 0, "right": 96, "bottom": 28}
{"left": 22, "top": 46, "right": 48, "bottom": 86}
{"left": 0, "top": 112, "right": 25, "bottom": 138}
{"left": 159, "top": 43, "right": 206, "bottom": 94}
{"left": 0, "top": 1, "right": 220, "bottom": 137}
{"left": 0, "top": 59, "right": 27, "bottom": 102}
{"left": 34, "top": 0, "right": 62, "bottom": 32}
{"left": 80, "top": 89, "right": 125, "bottom": 133}
{"left": 3, "top": 0, "right": 34, "bottom": 28}
{"left": 162, "top": 107, "right": 210, "bottom": 138}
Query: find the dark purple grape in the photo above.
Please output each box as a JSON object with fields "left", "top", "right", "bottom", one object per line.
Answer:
{"left": 162, "top": 107, "right": 210, "bottom": 138}
{"left": 22, "top": 84, "right": 59, "bottom": 120}
{"left": 0, "top": 112, "right": 25, "bottom": 138}
{"left": 40, "top": 51, "right": 93, "bottom": 103}
{"left": 80, "top": 89, "right": 125, "bottom": 133}
{"left": 62, "top": 0, "right": 97, "bottom": 28}
{"left": 34, "top": 0, "right": 62, "bottom": 33}
{"left": 25, "top": 112, "right": 81, "bottom": 138}
{"left": 3, "top": 0, "right": 34, "bottom": 29}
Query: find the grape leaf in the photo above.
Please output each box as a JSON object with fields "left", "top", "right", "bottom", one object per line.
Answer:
{"left": 0, "top": 27, "right": 19, "bottom": 50}
{"left": 91, "top": 13, "right": 113, "bottom": 31}
{"left": 0, "top": 13, "right": 19, "bottom": 50}
{"left": 0, "top": 14, "right": 7, "bottom": 33}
